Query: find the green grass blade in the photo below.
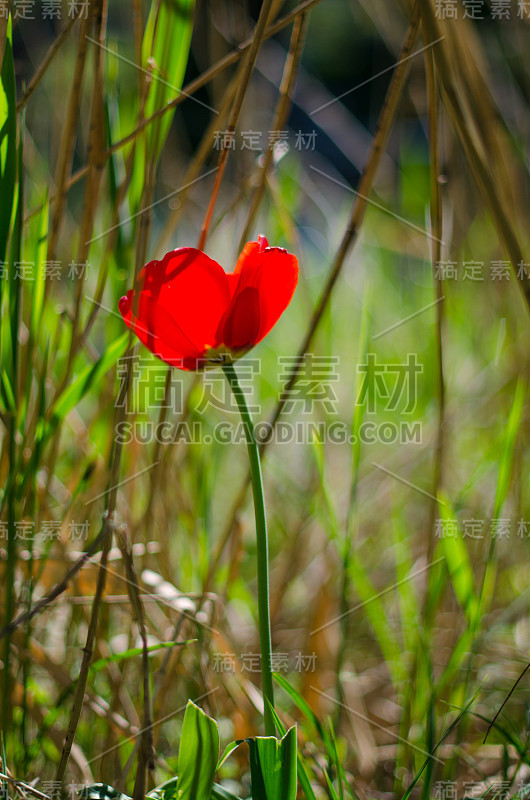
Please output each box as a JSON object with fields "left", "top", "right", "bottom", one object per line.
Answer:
{"left": 0, "top": 14, "right": 16, "bottom": 264}
{"left": 2, "top": 99, "right": 22, "bottom": 746}
{"left": 400, "top": 689, "right": 479, "bottom": 800}
{"left": 30, "top": 193, "right": 48, "bottom": 340}
{"left": 210, "top": 785, "right": 243, "bottom": 800}
{"left": 273, "top": 673, "right": 330, "bottom": 751}
{"left": 323, "top": 770, "right": 340, "bottom": 800}
{"left": 437, "top": 492, "right": 480, "bottom": 627}
{"left": 247, "top": 726, "right": 297, "bottom": 800}
{"left": 269, "top": 699, "right": 318, "bottom": 800}
{"left": 89, "top": 640, "right": 195, "bottom": 673}
{"left": 129, "top": 0, "right": 195, "bottom": 212}
{"left": 50, "top": 331, "right": 129, "bottom": 423}
{"left": 420, "top": 695, "right": 435, "bottom": 800}
{"left": 176, "top": 700, "right": 219, "bottom": 800}
{"left": 327, "top": 719, "right": 345, "bottom": 800}
{"left": 493, "top": 378, "right": 526, "bottom": 519}
{"left": 141, "top": 0, "right": 195, "bottom": 158}
{"left": 216, "top": 741, "right": 243, "bottom": 771}
{"left": 149, "top": 776, "right": 242, "bottom": 800}
{"left": 481, "top": 379, "right": 526, "bottom": 617}
{"left": 350, "top": 282, "right": 372, "bottom": 484}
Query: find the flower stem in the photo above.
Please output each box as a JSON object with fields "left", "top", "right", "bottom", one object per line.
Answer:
{"left": 222, "top": 362, "right": 275, "bottom": 737}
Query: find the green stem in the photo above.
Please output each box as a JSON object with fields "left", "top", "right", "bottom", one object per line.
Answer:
{"left": 222, "top": 362, "right": 275, "bottom": 737}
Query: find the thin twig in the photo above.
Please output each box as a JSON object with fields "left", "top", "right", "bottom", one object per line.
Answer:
{"left": 264, "top": 2, "right": 421, "bottom": 441}
{"left": 53, "top": 327, "right": 138, "bottom": 781}
{"left": 424, "top": 39, "right": 445, "bottom": 571}
{"left": 483, "top": 662, "right": 530, "bottom": 744}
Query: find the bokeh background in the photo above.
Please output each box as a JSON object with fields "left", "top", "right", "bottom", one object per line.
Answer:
{"left": 1, "top": 0, "right": 529, "bottom": 797}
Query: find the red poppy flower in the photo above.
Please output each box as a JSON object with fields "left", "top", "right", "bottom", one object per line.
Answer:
{"left": 119, "top": 235, "right": 298, "bottom": 371}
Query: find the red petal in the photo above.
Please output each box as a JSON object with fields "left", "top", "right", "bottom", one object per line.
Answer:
{"left": 124, "top": 248, "right": 231, "bottom": 359}
{"left": 119, "top": 290, "right": 202, "bottom": 370}
{"left": 222, "top": 286, "right": 261, "bottom": 350}
{"left": 224, "top": 243, "right": 298, "bottom": 346}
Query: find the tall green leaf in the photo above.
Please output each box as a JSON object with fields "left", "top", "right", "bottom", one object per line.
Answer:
{"left": 20, "top": 194, "right": 48, "bottom": 429}
{"left": 0, "top": 14, "right": 16, "bottom": 264}
{"left": 2, "top": 91, "right": 22, "bottom": 740}
{"left": 437, "top": 493, "right": 480, "bottom": 627}
{"left": 273, "top": 673, "right": 331, "bottom": 752}
{"left": 142, "top": 0, "right": 195, "bottom": 159}
{"left": 247, "top": 727, "right": 297, "bottom": 800}
{"left": 129, "top": 0, "right": 195, "bottom": 212}
{"left": 492, "top": 378, "right": 526, "bottom": 519}
{"left": 481, "top": 378, "right": 526, "bottom": 615}
{"left": 30, "top": 195, "right": 49, "bottom": 343}
{"left": 269, "top": 706, "right": 317, "bottom": 800}
{"left": 176, "top": 700, "right": 219, "bottom": 800}
{"left": 0, "top": 14, "right": 16, "bottom": 417}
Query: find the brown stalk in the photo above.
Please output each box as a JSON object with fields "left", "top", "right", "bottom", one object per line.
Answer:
{"left": 79, "top": 143, "right": 141, "bottom": 344}
{"left": 131, "top": 0, "right": 144, "bottom": 90}
{"left": 135, "top": 0, "right": 288, "bottom": 546}
{"left": 264, "top": 2, "right": 421, "bottom": 439}
{"left": 424, "top": 45, "right": 445, "bottom": 564}
{"left": 44, "top": 0, "right": 153, "bottom": 435}
{"left": 40, "top": 139, "right": 136, "bottom": 488}
{"left": 139, "top": 71, "right": 245, "bottom": 535}
{"left": 71, "top": 3, "right": 154, "bottom": 351}
{"left": 139, "top": 375, "right": 199, "bottom": 547}
{"left": 52, "top": 0, "right": 174, "bottom": 774}
{"left": 3, "top": 0, "right": 164, "bottom": 658}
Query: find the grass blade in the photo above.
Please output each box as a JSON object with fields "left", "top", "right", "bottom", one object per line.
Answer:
{"left": 0, "top": 14, "right": 16, "bottom": 264}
